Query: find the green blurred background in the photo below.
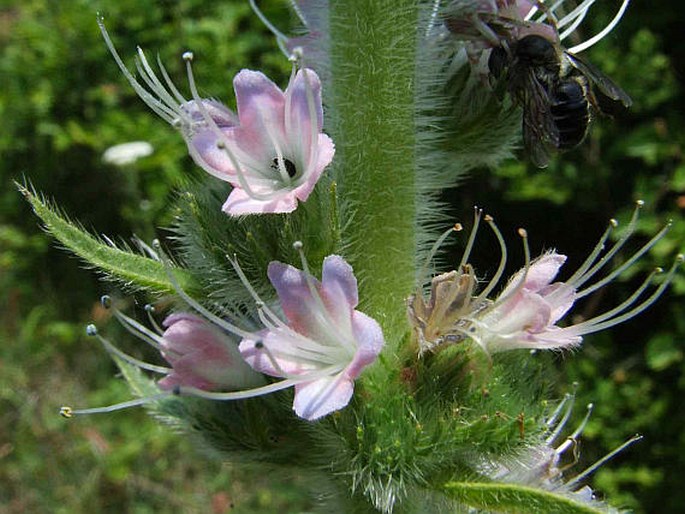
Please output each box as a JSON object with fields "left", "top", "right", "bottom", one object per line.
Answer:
{"left": 1, "top": 1, "right": 683, "bottom": 512}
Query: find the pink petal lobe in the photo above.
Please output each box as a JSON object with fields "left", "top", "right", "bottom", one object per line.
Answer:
{"left": 233, "top": 70, "right": 286, "bottom": 135}
{"left": 320, "top": 255, "right": 358, "bottom": 328}
{"left": 267, "top": 261, "right": 326, "bottom": 335}
{"left": 293, "top": 134, "right": 335, "bottom": 203}
{"left": 347, "top": 311, "right": 385, "bottom": 379}
{"left": 293, "top": 375, "right": 354, "bottom": 421}
{"left": 222, "top": 187, "right": 298, "bottom": 216}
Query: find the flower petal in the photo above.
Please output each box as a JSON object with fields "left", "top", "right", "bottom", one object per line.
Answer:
{"left": 222, "top": 187, "right": 299, "bottom": 215}
{"left": 347, "top": 311, "right": 385, "bottom": 379}
{"left": 293, "top": 374, "right": 354, "bottom": 421}
{"left": 267, "top": 261, "right": 333, "bottom": 337}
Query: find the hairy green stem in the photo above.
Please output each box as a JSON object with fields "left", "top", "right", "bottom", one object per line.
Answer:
{"left": 329, "top": 0, "right": 418, "bottom": 348}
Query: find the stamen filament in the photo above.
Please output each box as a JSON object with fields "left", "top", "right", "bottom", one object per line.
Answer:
{"left": 248, "top": 0, "right": 289, "bottom": 44}
{"left": 87, "top": 324, "right": 170, "bottom": 374}
{"left": 474, "top": 215, "right": 508, "bottom": 302}
{"left": 568, "top": 0, "right": 631, "bottom": 54}
{"left": 565, "top": 434, "right": 643, "bottom": 489}
{"left": 576, "top": 221, "right": 670, "bottom": 299}
{"left": 418, "top": 223, "right": 461, "bottom": 285}
{"left": 458, "top": 207, "right": 483, "bottom": 270}
{"left": 152, "top": 240, "right": 257, "bottom": 341}
{"left": 564, "top": 219, "right": 617, "bottom": 286}
{"left": 61, "top": 392, "right": 172, "bottom": 417}
{"left": 565, "top": 256, "right": 682, "bottom": 335}
{"left": 569, "top": 201, "right": 643, "bottom": 290}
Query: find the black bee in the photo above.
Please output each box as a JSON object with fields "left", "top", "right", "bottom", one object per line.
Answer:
{"left": 488, "top": 34, "right": 632, "bottom": 168}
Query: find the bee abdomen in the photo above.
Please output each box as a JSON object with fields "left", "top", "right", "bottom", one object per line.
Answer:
{"left": 551, "top": 79, "right": 590, "bottom": 149}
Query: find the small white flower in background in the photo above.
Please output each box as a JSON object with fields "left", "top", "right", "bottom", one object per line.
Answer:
{"left": 102, "top": 141, "right": 154, "bottom": 167}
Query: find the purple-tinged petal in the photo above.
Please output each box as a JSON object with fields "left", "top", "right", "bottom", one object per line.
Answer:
{"left": 347, "top": 311, "right": 385, "bottom": 378}
{"left": 293, "top": 374, "right": 354, "bottom": 421}
{"left": 319, "top": 254, "right": 359, "bottom": 329}
{"left": 267, "top": 261, "right": 334, "bottom": 338}
{"left": 292, "top": 134, "right": 335, "bottom": 203}
{"left": 233, "top": 70, "right": 286, "bottom": 139}
{"left": 285, "top": 69, "right": 323, "bottom": 152}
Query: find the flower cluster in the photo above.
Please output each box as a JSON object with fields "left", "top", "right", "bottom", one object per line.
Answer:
{"left": 410, "top": 203, "right": 681, "bottom": 356}
{"left": 63, "top": 249, "right": 384, "bottom": 422}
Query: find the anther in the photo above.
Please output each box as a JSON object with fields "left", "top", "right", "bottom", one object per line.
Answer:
{"left": 101, "top": 295, "right": 112, "bottom": 309}
{"left": 484, "top": 214, "right": 493, "bottom": 222}
{"left": 172, "top": 384, "right": 181, "bottom": 396}
{"left": 255, "top": 341, "right": 264, "bottom": 349}
{"left": 144, "top": 304, "right": 155, "bottom": 313}
{"left": 293, "top": 241, "right": 304, "bottom": 251}
{"left": 518, "top": 228, "right": 528, "bottom": 238}
{"left": 454, "top": 223, "right": 463, "bottom": 232}
{"left": 217, "top": 141, "right": 226, "bottom": 149}
{"left": 610, "top": 219, "right": 618, "bottom": 228}
{"left": 86, "top": 324, "right": 98, "bottom": 337}
{"left": 182, "top": 51, "right": 194, "bottom": 62}
{"left": 60, "top": 406, "right": 73, "bottom": 418}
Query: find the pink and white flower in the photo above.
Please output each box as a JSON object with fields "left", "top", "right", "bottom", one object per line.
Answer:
{"left": 239, "top": 254, "right": 385, "bottom": 420}
{"left": 99, "top": 19, "right": 334, "bottom": 216}
{"left": 157, "top": 313, "right": 263, "bottom": 392}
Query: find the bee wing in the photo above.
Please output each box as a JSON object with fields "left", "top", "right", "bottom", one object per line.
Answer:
{"left": 565, "top": 52, "right": 632, "bottom": 107}
{"left": 518, "top": 72, "right": 558, "bottom": 168}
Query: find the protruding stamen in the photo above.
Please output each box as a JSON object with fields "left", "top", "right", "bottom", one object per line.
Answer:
{"left": 249, "top": 0, "right": 289, "bottom": 45}
{"left": 547, "top": 388, "right": 577, "bottom": 445}
{"left": 567, "top": 256, "right": 683, "bottom": 336}
{"left": 568, "top": 0, "right": 631, "bottom": 54}
{"left": 564, "top": 218, "right": 617, "bottom": 286}
{"left": 555, "top": 403, "right": 594, "bottom": 455}
{"left": 474, "top": 215, "right": 508, "bottom": 302}
{"left": 458, "top": 207, "right": 483, "bottom": 270}
{"left": 86, "top": 323, "right": 170, "bottom": 374}
{"left": 418, "top": 223, "right": 461, "bottom": 285}
{"left": 565, "top": 433, "right": 643, "bottom": 489}
{"left": 576, "top": 220, "right": 671, "bottom": 299}
{"left": 144, "top": 304, "right": 164, "bottom": 335}
{"left": 569, "top": 201, "right": 643, "bottom": 290}
{"left": 152, "top": 240, "right": 256, "bottom": 341}
{"left": 60, "top": 392, "right": 172, "bottom": 417}
{"left": 101, "top": 295, "right": 165, "bottom": 351}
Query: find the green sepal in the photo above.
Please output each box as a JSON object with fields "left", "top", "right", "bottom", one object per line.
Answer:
{"left": 18, "top": 183, "right": 195, "bottom": 294}
{"left": 442, "top": 481, "right": 609, "bottom": 514}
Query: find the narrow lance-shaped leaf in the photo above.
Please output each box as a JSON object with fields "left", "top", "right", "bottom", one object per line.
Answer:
{"left": 443, "top": 482, "right": 609, "bottom": 514}
{"left": 19, "top": 183, "right": 195, "bottom": 294}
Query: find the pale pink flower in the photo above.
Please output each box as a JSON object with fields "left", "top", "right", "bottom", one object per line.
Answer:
{"left": 239, "top": 254, "right": 385, "bottom": 420}
{"left": 99, "top": 19, "right": 334, "bottom": 216}
{"left": 473, "top": 252, "right": 581, "bottom": 353}
{"left": 157, "top": 313, "right": 263, "bottom": 392}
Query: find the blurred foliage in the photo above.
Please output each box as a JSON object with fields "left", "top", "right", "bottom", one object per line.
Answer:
{"left": 1, "top": 0, "right": 684, "bottom": 513}
{"left": 448, "top": 2, "right": 685, "bottom": 513}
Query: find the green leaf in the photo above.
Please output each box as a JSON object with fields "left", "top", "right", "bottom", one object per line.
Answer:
{"left": 18, "top": 183, "right": 195, "bottom": 294}
{"left": 443, "top": 482, "right": 608, "bottom": 514}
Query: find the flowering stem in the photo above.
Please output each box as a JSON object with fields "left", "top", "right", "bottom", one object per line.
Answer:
{"left": 329, "top": 0, "right": 418, "bottom": 347}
